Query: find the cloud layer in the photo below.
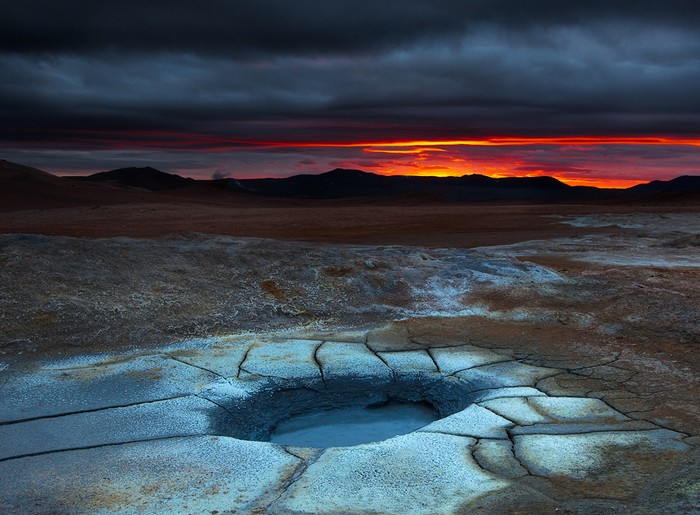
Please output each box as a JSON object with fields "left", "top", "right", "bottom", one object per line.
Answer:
{"left": 2, "top": 1, "right": 699, "bottom": 183}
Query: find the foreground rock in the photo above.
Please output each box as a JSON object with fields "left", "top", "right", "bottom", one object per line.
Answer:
{"left": 0, "top": 332, "right": 696, "bottom": 513}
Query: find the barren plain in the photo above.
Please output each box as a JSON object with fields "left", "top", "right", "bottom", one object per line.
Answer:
{"left": 0, "top": 191, "right": 698, "bottom": 513}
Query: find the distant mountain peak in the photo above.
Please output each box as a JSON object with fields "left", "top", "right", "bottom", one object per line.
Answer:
{"left": 121, "top": 166, "right": 160, "bottom": 173}
{"left": 231, "top": 167, "right": 586, "bottom": 200}
{"left": 98, "top": 166, "right": 168, "bottom": 176}
{"left": 0, "top": 159, "right": 58, "bottom": 181}
{"left": 324, "top": 168, "right": 375, "bottom": 176}
{"left": 630, "top": 175, "right": 700, "bottom": 192}
{"left": 75, "top": 166, "right": 193, "bottom": 191}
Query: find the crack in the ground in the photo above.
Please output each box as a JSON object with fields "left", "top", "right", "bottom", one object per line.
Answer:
{"left": 169, "top": 354, "right": 233, "bottom": 384}
{"left": 594, "top": 397, "right": 690, "bottom": 436}
{"left": 0, "top": 395, "right": 191, "bottom": 426}
{"left": 535, "top": 386, "right": 691, "bottom": 437}
{"left": 623, "top": 408, "right": 658, "bottom": 417}
{"left": 513, "top": 427, "right": 691, "bottom": 437}
{"left": 467, "top": 386, "right": 546, "bottom": 398}
{"left": 468, "top": 440, "right": 501, "bottom": 477}
{"left": 484, "top": 389, "right": 689, "bottom": 438}
{"left": 505, "top": 429, "right": 535, "bottom": 477}
{"left": 313, "top": 342, "right": 327, "bottom": 387}
{"left": 377, "top": 342, "right": 492, "bottom": 354}
{"left": 476, "top": 403, "right": 523, "bottom": 427}
{"left": 521, "top": 396, "right": 551, "bottom": 422}
{"left": 376, "top": 342, "right": 475, "bottom": 353}
{"left": 405, "top": 326, "right": 436, "bottom": 345}
{"left": 236, "top": 345, "right": 253, "bottom": 379}
{"left": 425, "top": 348, "right": 442, "bottom": 374}
{"left": 365, "top": 341, "right": 396, "bottom": 382}
{"left": 195, "top": 394, "right": 235, "bottom": 417}
{"left": 470, "top": 439, "right": 529, "bottom": 479}
{"left": 33, "top": 352, "right": 157, "bottom": 372}
{"left": 266, "top": 447, "right": 324, "bottom": 510}
{"left": 234, "top": 366, "right": 324, "bottom": 389}
{"left": 459, "top": 339, "right": 528, "bottom": 356}
{"left": 584, "top": 390, "right": 609, "bottom": 398}
{"left": 447, "top": 358, "right": 515, "bottom": 378}
{"left": 420, "top": 429, "right": 508, "bottom": 440}
{"left": 534, "top": 371, "right": 568, "bottom": 392}
{"left": 568, "top": 353, "right": 623, "bottom": 373}
{"left": 280, "top": 447, "right": 306, "bottom": 461}
{"left": 571, "top": 367, "right": 636, "bottom": 383}
{"left": 238, "top": 365, "right": 256, "bottom": 377}
{"left": 469, "top": 358, "right": 563, "bottom": 375}
{"left": 0, "top": 434, "right": 197, "bottom": 463}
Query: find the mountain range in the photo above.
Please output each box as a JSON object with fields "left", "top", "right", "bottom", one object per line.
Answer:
{"left": 2, "top": 159, "right": 699, "bottom": 211}
{"left": 70, "top": 166, "right": 194, "bottom": 191}
{"left": 67, "top": 164, "right": 700, "bottom": 201}
{"left": 228, "top": 168, "right": 593, "bottom": 201}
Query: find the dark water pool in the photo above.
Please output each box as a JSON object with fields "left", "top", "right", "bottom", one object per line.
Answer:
{"left": 269, "top": 402, "right": 438, "bottom": 447}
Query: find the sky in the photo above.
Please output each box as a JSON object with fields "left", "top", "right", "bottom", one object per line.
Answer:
{"left": 1, "top": 1, "right": 700, "bottom": 187}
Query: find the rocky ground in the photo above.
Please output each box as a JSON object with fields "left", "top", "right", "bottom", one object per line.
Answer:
{"left": 0, "top": 210, "right": 698, "bottom": 513}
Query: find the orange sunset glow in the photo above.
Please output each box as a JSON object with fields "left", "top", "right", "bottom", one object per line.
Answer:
{"left": 358, "top": 156, "right": 646, "bottom": 188}
{"left": 10, "top": 128, "right": 697, "bottom": 187}
{"left": 267, "top": 136, "right": 700, "bottom": 149}
{"left": 236, "top": 135, "right": 700, "bottom": 188}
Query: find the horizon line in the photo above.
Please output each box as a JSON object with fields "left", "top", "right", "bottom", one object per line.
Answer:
{"left": 42, "top": 162, "right": 698, "bottom": 191}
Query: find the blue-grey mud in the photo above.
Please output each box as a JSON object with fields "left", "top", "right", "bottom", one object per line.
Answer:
{"left": 269, "top": 402, "right": 438, "bottom": 447}
{"left": 1, "top": 213, "right": 698, "bottom": 513}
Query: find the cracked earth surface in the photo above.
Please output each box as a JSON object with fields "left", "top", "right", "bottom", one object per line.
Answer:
{"left": 0, "top": 335, "right": 694, "bottom": 513}
{"left": 0, "top": 212, "right": 698, "bottom": 513}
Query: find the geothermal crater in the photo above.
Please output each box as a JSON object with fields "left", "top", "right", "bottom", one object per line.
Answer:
{"left": 218, "top": 366, "right": 472, "bottom": 446}
{"left": 1, "top": 334, "right": 689, "bottom": 513}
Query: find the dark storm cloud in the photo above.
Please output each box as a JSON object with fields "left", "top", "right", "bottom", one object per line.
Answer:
{"left": 2, "top": 0, "right": 700, "bottom": 178}
{"left": 3, "top": 22, "right": 700, "bottom": 144}
{"left": 3, "top": 1, "right": 700, "bottom": 56}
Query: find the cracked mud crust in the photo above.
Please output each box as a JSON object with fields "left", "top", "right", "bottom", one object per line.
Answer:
{"left": 0, "top": 211, "right": 698, "bottom": 513}
{"left": 0, "top": 332, "right": 697, "bottom": 513}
